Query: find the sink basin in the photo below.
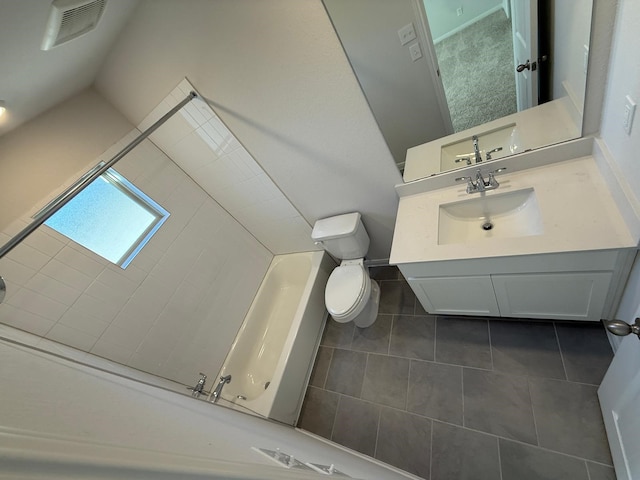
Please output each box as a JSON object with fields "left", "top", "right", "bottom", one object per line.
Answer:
{"left": 438, "top": 188, "right": 543, "bottom": 244}
{"left": 440, "top": 124, "right": 520, "bottom": 171}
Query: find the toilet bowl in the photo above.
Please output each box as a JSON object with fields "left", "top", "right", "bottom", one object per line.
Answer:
{"left": 312, "top": 213, "right": 380, "bottom": 328}
{"left": 325, "top": 259, "right": 380, "bottom": 328}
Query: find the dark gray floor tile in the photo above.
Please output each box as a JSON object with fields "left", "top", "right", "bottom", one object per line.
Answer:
{"left": 352, "top": 314, "right": 391, "bottom": 354}
{"left": 390, "top": 315, "right": 435, "bottom": 360}
{"left": 325, "top": 349, "right": 367, "bottom": 397}
{"left": 361, "top": 354, "right": 410, "bottom": 409}
{"left": 415, "top": 298, "right": 428, "bottom": 315}
{"left": 586, "top": 462, "right": 617, "bottom": 480}
{"left": 376, "top": 408, "right": 431, "bottom": 479}
{"left": 297, "top": 387, "right": 339, "bottom": 439}
{"left": 320, "top": 320, "right": 354, "bottom": 348}
{"left": 331, "top": 396, "right": 381, "bottom": 457}
{"left": 490, "top": 320, "right": 566, "bottom": 379}
{"left": 369, "top": 266, "right": 401, "bottom": 281}
{"left": 499, "top": 438, "right": 589, "bottom": 480}
{"left": 555, "top": 322, "right": 613, "bottom": 385}
{"left": 309, "top": 346, "right": 333, "bottom": 388}
{"left": 407, "top": 360, "right": 463, "bottom": 425}
{"left": 529, "top": 377, "right": 613, "bottom": 464}
{"left": 379, "top": 280, "right": 416, "bottom": 315}
{"left": 431, "top": 421, "right": 500, "bottom": 480}
{"left": 436, "top": 316, "right": 492, "bottom": 369}
{"left": 463, "top": 368, "right": 537, "bottom": 444}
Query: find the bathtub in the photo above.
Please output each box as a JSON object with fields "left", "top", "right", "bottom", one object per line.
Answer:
{"left": 214, "top": 250, "right": 334, "bottom": 425}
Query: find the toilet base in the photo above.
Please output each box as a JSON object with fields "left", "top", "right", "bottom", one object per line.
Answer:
{"left": 352, "top": 280, "right": 380, "bottom": 328}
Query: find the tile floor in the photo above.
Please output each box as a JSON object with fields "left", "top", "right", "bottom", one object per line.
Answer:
{"left": 297, "top": 267, "right": 617, "bottom": 480}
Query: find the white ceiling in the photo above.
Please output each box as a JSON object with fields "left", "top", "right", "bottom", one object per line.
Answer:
{"left": 0, "top": 0, "right": 139, "bottom": 137}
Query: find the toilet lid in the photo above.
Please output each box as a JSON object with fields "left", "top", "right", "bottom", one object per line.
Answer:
{"left": 326, "top": 265, "right": 366, "bottom": 317}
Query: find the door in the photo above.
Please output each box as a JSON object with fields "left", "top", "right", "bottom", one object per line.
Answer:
{"left": 511, "top": 0, "right": 538, "bottom": 110}
{"left": 598, "top": 334, "right": 640, "bottom": 480}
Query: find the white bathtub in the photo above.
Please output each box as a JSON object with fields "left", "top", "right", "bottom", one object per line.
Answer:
{"left": 214, "top": 251, "right": 333, "bottom": 425}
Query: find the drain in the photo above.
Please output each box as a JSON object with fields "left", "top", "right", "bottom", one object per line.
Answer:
{"left": 481, "top": 222, "right": 494, "bottom": 231}
{"left": 264, "top": 381, "right": 270, "bottom": 390}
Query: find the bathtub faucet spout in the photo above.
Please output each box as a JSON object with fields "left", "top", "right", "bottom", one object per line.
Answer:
{"left": 211, "top": 375, "right": 232, "bottom": 402}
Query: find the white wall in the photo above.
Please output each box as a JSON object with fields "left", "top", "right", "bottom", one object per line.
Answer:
{"left": 552, "top": 0, "right": 592, "bottom": 111}
{"left": 0, "top": 339, "right": 415, "bottom": 480}
{"left": 323, "top": 0, "right": 451, "bottom": 166}
{"left": 599, "top": 0, "right": 640, "bottom": 322}
{"left": 0, "top": 89, "right": 273, "bottom": 385}
{"left": 0, "top": 89, "right": 132, "bottom": 231}
{"left": 423, "top": 0, "right": 503, "bottom": 42}
{"left": 94, "top": 0, "right": 401, "bottom": 261}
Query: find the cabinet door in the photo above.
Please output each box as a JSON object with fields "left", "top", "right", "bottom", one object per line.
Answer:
{"left": 408, "top": 276, "right": 500, "bottom": 316}
{"left": 492, "top": 272, "right": 612, "bottom": 321}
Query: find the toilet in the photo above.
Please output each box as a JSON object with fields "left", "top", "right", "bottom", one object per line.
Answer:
{"left": 312, "top": 212, "right": 380, "bottom": 328}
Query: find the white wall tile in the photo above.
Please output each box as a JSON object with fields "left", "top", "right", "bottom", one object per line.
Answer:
{"left": 22, "top": 229, "right": 66, "bottom": 257}
{"left": 55, "top": 246, "right": 106, "bottom": 277}
{"left": 0, "top": 257, "right": 36, "bottom": 287}
{"left": 0, "top": 303, "right": 55, "bottom": 336}
{"left": 45, "top": 323, "right": 98, "bottom": 351}
{"left": 25, "top": 273, "right": 82, "bottom": 306}
{"left": 40, "top": 259, "right": 94, "bottom": 291}
{"left": 72, "top": 293, "right": 124, "bottom": 323}
{"left": 7, "top": 288, "right": 69, "bottom": 322}
{"left": 58, "top": 307, "right": 110, "bottom": 338}
{"left": 90, "top": 338, "right": 134, "bottom": 366}
{"left": 8, "top": 243, "right": 51, "bottom": 271}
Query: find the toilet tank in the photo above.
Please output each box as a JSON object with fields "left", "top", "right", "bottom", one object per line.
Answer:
{"left": 311, "top": 212, "right": 370, "bottom": 260}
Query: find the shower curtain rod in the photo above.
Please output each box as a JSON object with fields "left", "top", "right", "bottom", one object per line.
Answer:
{"left": 0, "top": 91, "right": 197, "bottom": 262}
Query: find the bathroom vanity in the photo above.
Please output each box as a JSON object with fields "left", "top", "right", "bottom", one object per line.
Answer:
{"left": 391, "top": 138, "right": 639, "bottom": 321}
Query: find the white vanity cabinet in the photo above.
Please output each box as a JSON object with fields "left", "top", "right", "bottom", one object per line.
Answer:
{"left": 399, "top": 249, "right": 635, "bottom": 321}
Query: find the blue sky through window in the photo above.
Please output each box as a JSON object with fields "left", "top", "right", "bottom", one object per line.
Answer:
{"left": 44, "top": 169, "right": 169, "bottom": 267}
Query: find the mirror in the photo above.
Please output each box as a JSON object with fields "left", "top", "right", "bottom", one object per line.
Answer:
{"left": 323, "top": 0, "right": 593, "bottom": 181}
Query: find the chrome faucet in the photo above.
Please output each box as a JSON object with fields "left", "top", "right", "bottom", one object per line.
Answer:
{"left": 486, "top": 147, "right": 503, "bottom": 161}
{"left": 188, "top": 372, "right": 207, "bottom": 398}
{"left": 455, "top": 168, "right": 506, "bottom": 194}
{"left": 472, "top": 135, "right": 482, "bottom": 163}
{"left": 211, "top": 374, "right": 232, "bottom": 402}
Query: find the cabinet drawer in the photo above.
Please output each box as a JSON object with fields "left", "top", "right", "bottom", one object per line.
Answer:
{"left": 492, "top": 272, "right": 612, "bottom": 321}
{"left": 408, "top": 276, "right": 500, "bottom": 316}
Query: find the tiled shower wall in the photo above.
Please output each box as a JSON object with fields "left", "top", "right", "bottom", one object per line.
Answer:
{"left": 0, "top": 128, "right": 272, "bottom": 385}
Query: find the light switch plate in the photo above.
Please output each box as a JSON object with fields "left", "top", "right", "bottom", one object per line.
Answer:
{"left": 398, "top": 23, "right": 416, "bottom": 46}
{"left": 409, "top": 42, "right": 422, "bottom": 62}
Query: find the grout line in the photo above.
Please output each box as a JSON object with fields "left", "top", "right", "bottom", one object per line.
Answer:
{"left": 429, "top": 418, "right": 434, "bottom": 480}
{"left": 461, "top": 366, "right": 466, "bottom": 427}
{"left": 373, "top": 406, "right": 382, "bottom": 459}
{"left": 359, "top": 353, "right": 370, "bottom": 399}
{"left": 554, "top": 322, "right": 570, "bottom": 381}
{"left": 387, "top": 315, "right": 393, "bottom": 356}
{"left": 585, "top": 460, "right": 592, "bottom": 480}
{"left": 405, "top": 360, "right": 412, "bottom": 411}
{"left": 329, "top": 394, "right": 341, "bottom": 441}
{"left": 322, "top": 346, "right": 334, "bottom": 389}
{"left": 528, "top": 378, "right": 541, "bottom": 447}
{"left": 487, "top": 319, "right": 495, "bottom": 371}
{"left": 433, "top": 316, "right": 438, "bottom": 362}
{"left": 497, "top": 436, "right": 504, "bottom": 480}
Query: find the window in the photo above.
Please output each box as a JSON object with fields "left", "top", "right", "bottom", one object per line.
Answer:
{"left": 38, "top": 165, "right": 169, "bottom": 268}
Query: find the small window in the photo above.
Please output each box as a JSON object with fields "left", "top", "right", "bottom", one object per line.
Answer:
{"left": 38, "top": 165, "right": 169, "bottom": 268}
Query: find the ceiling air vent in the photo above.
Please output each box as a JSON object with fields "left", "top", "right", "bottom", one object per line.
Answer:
{"left": 41, "top": 0, "right": 106, "bottom": 50}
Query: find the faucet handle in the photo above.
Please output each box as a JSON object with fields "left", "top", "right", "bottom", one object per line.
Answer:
{"left": 455, "top": 157, "right": 471, "bottom": 165}
{"left": 455, "top": 176, "right": 472, "bottom": 182}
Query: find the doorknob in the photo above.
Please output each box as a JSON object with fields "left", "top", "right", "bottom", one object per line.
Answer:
{"left": 516, "top": 60, "right": 537, "bottom": 72}
{"left": 603, "top": 318, "right": 640, "bottom": 339}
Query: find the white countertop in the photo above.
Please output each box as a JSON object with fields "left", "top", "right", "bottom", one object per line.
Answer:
{"left": 390, "top": 155, "right": 636, "bottom": 265}
{"left": 403, "top": 97, "right": 582, "bottom": 182}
